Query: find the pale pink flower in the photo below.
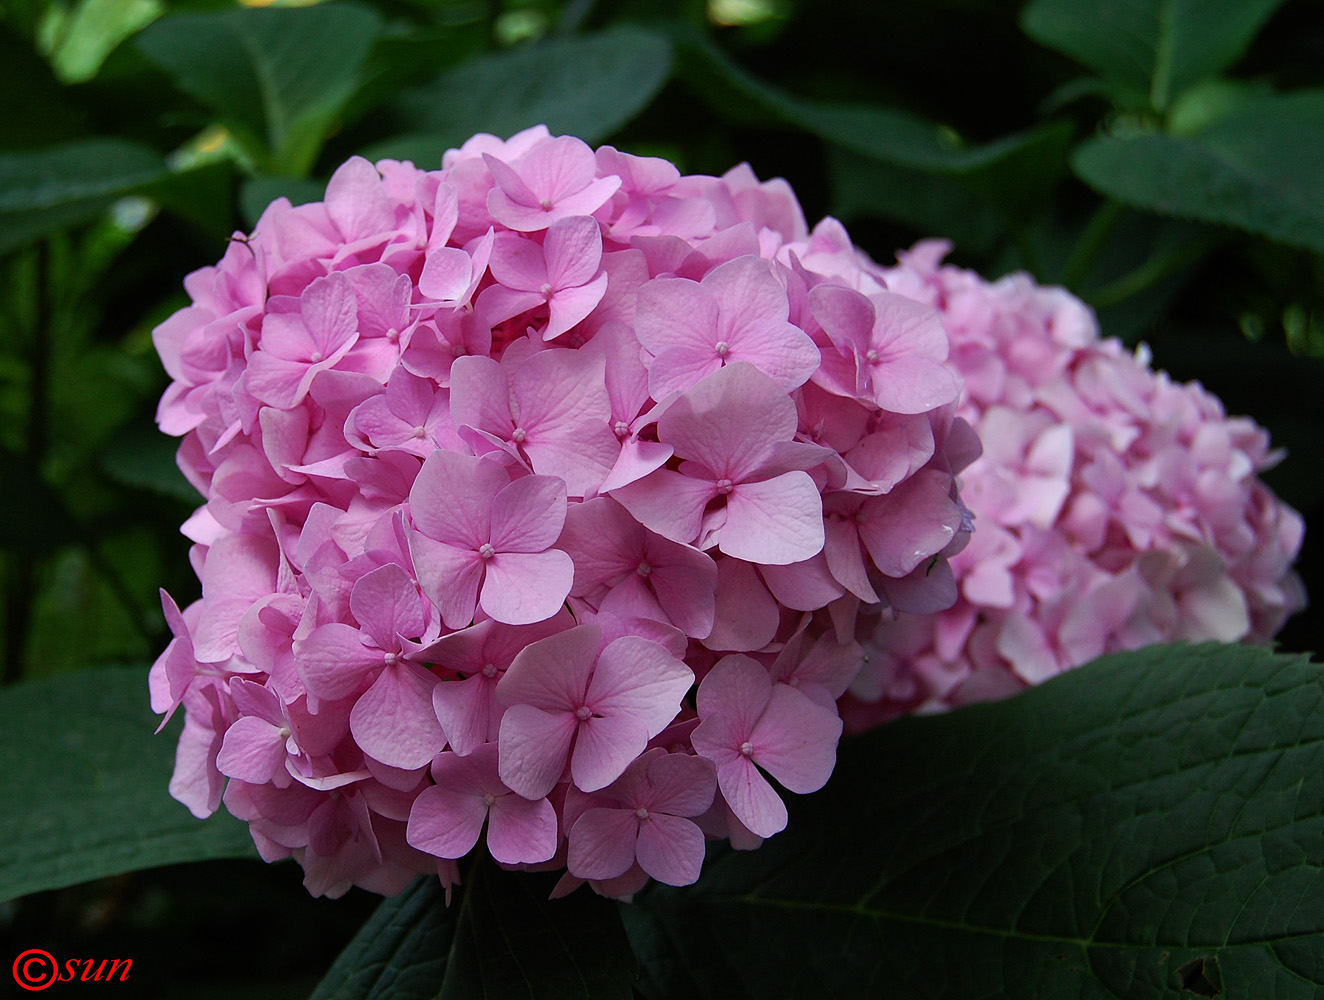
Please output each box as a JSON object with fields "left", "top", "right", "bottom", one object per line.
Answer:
{"left": 566, "top": 748, "right": 717, "bottom": 886}
{"left": 691, "top": 654, "right": 842, "bottom": 838}
{"left": 496, "top": 624, "right": 692, "bottom": 798}
{"left": 407, "top": 744, "right": 558, "bottom": 865}
{"left": 407, "top": 451, "right": 573, "bottom": 628}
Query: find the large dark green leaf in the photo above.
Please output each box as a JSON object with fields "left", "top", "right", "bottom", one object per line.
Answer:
{"left": 312, "top": 865, "right": 635, "bottom": 1000}
{"left": 0, "top": 25, "right": 87, "bottom": 151}
{"left": 367, "top": 27, "right": 672, "bottom": 167}
{"left": 624, "top": 643, "right": 1324, "bottom": 999}
{"left": 1021, "top": 0, "right": 1289, "bottom": 111}
{"left": 135, "top": 3, "right": 382, "bottom": 176}
{"left": 0, "top": 139, "right": 165, "bottom": 255}
{"left": 1073, "top": 91, "right": 1324, "bottom": 253}
{"left": 679, "top": 29, "right": 1071, "bottom": 222}
{"left": 0, "top": 667, "right": 257, "bottom": 902}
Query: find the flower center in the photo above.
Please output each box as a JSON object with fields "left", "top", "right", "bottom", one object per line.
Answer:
{"left": 635, "top": 807, "right": 649, "bottom": 820}
{"left": 511, "top": 427, "right": 527, "bottom": 444}
{"left": 482, "top": 792, "right": 497, "bottom": 808}
{"left": 310, "top": 350, "right": 324, "bottom": 363}
{"left": 540, "top": 283, "right": 554, "bottom": 299}
{"left": 478, "top": 543, "right": 496, "bottom": 561}
{"left": 613, "top": 420, "right": 630, "bottom": 439}
{"left": 714, "top": 340, "right": 730, "bottom": 358}
{"left": 715, "top": 478, "right": 734, "bottom": 495}
{"left": 386, "top": 327, "right": 400, "bottom": 343}
{"left": 412, "top": 425, "right": 428, "bottom": 439}
{"left": 636, "top": 560, "right": 652, "bottom": 578}
{"left": 739, "top": 741, "right": 754, "bottom": 757}
{"left": 539, "top": 197, "right": 553, "bottom": 211}
{"left": 865, "top": 348, "right": 880, "bottom": 365}
{"left": 575, "top": 705, "right": 592, "bottom": 721}
{"left": 481, "top": 662, "right": 498, "bottom": 679}
{"left": 383, "top": 652, "right": 398, "bottom": 668}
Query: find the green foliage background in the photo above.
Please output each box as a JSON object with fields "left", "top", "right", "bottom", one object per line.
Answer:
{"left": 0, "top": 0, "right": 1321, "bottom": 996}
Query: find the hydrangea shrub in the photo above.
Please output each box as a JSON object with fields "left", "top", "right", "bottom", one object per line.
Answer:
{"left": 149, "top": 127, "right": 976, "bottom": 899}
{"left": 843, "top": 241, "right": 1305, "bottom": 727}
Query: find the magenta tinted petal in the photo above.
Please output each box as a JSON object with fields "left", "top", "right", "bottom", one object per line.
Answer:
{"left": 497, "top": 624, "right": 598, "bottom": 711}
{"left": 407, "top": 784, "right": 489, "bottom": 859}
{"left": 610, "top": 469, "right": 717, "bottom": 547}
{"left": 297, "top": 622, "right": 382, "bottom": 702}
{"left": 487, "top": 793, "right": 559, "bottom": 864}
{"left": 720, "top": 473, "right": 825, "bottom": 565}
{"left": 644, "top": 751, "right": 718, "bottom": 817}
{"left": 587, "top": 636, "right": 692, "bottom": 735}
{"left": 715, "top": 755, "right": 787, "bottom": 839}
{"left": 635, "top": 813, "right": 706, "bottom": 886}
{"left": 695, "top": 653, "right": 773, "bottom": 729}
{"left": 489, "top": 475, "right": 567, "bottom": 553}
{"left": 350, "top": 662, "right": 446, "bottom": 770}
{"left": 749, "top": 683, "right": 842, "bottom": 794}
{"left": 408, "top": 531, "right": 484, "bottom": 630}
{"left": 704, "top": 558, "right": 779, "bottom": 652}
{"left": 432, "top": 673, "right": 497, "bottom": 757}
{"left": 480, "top": 550, "right": 574, "bottom": 625}
{"left": 543, "top": 215, "right": 604, "bottom": 288}
{"left": 349, "top": 563, "right": 426, "bottom": 648}
{"left": 497, "top": 703, "right": 577, "bottom": 799}
{"left": 657, "top": 363, "right": 795, "bottom": 481}
{"left": 408, "top": 450, "right": 505, "bottom": 547}
{"left": 572, "top": 711, "right": 650, "bottom": 791}
{"left": 216, "top": 716, "right": 287, "bottom": 783}
{"left": 567, "top": 807, "right": 639, "bottom": 880}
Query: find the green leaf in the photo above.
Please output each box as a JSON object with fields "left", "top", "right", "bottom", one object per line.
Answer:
{"left": 1021, "top": 0, "right": 1289, "bottom": 111}
{"left": 0, "top": 139, "right": 165, "bottom": 256}
{"left": 45, "top": 0, "right": 164, "bottom": 84}
{"left": 624, "top": 643, "right": 1324, "bottom": 999}
{"left": 678, "top": 29, "right": 1071, "bottom": 219}
{"left": 366, "top": 27, "right": 672, "bottom": 167}
{"left": 827, "top": 149, "right": 1006, "bottom": 256}
{"left": 312, "top": 864, "right": 636, "bottom": 1000}
{"left": 0, "top": 667, "right": 257, "bottom": 902}
{"left": 134, "top": 3, "right": 383, "bottom": 176}
{"left": 1072, "top": 91, "right": 1324, "bottom": 254}
{"left": 0, "top": 25, "right": 87, "bottom": 151}
{"left": 100, "top": 422, "right": 199, "bottom": 504}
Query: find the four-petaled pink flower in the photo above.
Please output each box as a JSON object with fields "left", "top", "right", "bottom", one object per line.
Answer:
{"left": 407, "top": 451, "right": 573, "bottom": 628}
{"left": 636, "top": 254, "right": 819, "bottom": 400}
{"left": 566, "top": 748, "right": 717, "bottom": 886}
{"left": 478, "top": 216, "right": 610, "bottom": 341}
{"left": 611, "top": 363, "right": 831, "bottom": 565}
{"left": 407, "top": 743, "right": 558, "bottom": 865}
{"left": 691, "top": 653, "right": 843, "bottom": 838}
{"left": 496, "top": 624, "right": 693, "bottom": 798}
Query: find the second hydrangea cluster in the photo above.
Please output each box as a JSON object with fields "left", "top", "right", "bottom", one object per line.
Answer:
{"left": 842, "top": 241, "right": 1304, "bottom": 727}
{"left": 150, "top": 127, "right": 977, "bottom": 899}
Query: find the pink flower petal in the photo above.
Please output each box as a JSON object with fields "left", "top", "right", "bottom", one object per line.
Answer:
{"left": 635, "top": 812, "right": 706, "bottom": 885}
{"left": 407, "top": 784, "right": 489, "bottom": 859}
{"left": 487, "top": 793, "right": 559, "bottom": 864}
{"left": 480, "top": 550, "right": 574, "bottom": 625}
{"left": 567, "top": 807, "right": 639, "bottom": 880}
{"left": 497, "top": 703, "right": 577, "bottom": 799}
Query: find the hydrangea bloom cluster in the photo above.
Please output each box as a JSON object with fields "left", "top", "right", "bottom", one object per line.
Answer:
{"left": 842, "top": 241, "right": 1305, "bottom": 726}
{"left": 149, "top": 127, "right": 976, "bottom": 899}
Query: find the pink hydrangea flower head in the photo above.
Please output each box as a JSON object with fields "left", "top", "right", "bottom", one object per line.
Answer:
{"left": 843, "top": 244, "right": 1304, "bottom": 728}
{"left": 149, "top": 131, "right": 984, "bottom": 899}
